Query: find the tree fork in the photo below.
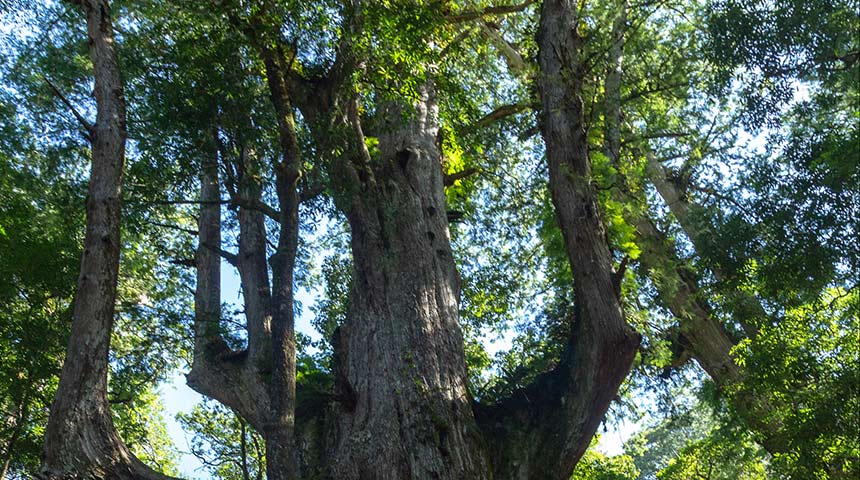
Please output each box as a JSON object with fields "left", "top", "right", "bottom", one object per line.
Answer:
{"left": 474, "top": 2, "right": 642, "bottom": 478}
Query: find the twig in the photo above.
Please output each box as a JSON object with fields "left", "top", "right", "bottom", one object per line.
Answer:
{"left": 145, "top": 221, "right": 198, "bottom": 235}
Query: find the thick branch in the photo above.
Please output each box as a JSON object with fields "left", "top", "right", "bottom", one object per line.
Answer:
{"left": 443, "top": 167, "right": 479, "bottom": 186}
{"left": 480, "top": 22, "right": 527, "bottom": 73}
{"left": 645, "top": 153, "right": 764, "bottom": 335}
{"left": 460, "top": 103, "right": 532, "bottom": 136}
{"left": 477, "top": 3, "right": 640, "bottom": 478}
{"left": 199, "top": 242, "right": 237, "bottom": 266}
{"left": 299, "top": 183, "right": 326, "bottom": 202}
{"left": 231, "top": 197, "right": 281, "bottom": 221}
{"left": 631, "top": 214, "right": 788, "bottom": 453}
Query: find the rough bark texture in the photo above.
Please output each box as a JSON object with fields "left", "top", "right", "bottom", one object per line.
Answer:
{"left": 327, "top": 84, "right": 492, "bottom": 480}
{"left": 39, "top": 1, "right": 176, "bottom": 479}
{"left": 185, "top": 3, "right": 644, "bottom": 477}
{"left": 474, "top": 3, "right": 640, "bottom": 479}
{"left": 259, "top": 40, "right": 301, "bottom": 480}
{"left": 185, "top": 143, "right": 300, "bottom": 474}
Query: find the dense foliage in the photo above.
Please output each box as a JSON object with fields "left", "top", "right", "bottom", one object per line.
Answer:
{"left": 0, "top": 0, "right": 856, "bottom": 479}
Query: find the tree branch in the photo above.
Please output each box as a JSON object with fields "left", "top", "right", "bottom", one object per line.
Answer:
{"left": 299, "top": 183, "right": 326, "bottom": 203}
{"left": 480, "top": 22, "right": 527, "bottom": 73}
{"left": 443, "top": 168, "right": 480, "bottom": 186}
{"left": 622, "top": 81, "right": 687, "bottom": 103}
{"left": 200, "top": 242, "right": 238, "bottom": 266}
{"left": 230, "top": 197, "right": 281, "bottom": 222}
{"left": 145, "top": 221, "right": 198, "bottom": 235}
{"left": 460, "top": 103, "right": 531, "bottom": 135}
{"left": 42, "top": 75, "right": 93, "bottom": 136}
{"left": 448, "top": 0, "right": 537, "bottom": 23}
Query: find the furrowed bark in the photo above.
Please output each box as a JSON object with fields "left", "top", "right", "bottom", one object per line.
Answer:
{"left": 39, "top": 1, "right": 177, "bottom": 478}
{"left": 534, "top": 1, "right": 639, "bottom": 473}
{"left": 327, "top": 84, "right": 492, "bottom": 480}
{"left": 476, "top": 3, "right": 639, "bottom": 478}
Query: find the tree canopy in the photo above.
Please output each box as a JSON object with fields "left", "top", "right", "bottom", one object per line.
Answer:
{"left": 0, "top": 0, "right": 857, "bottom": 479}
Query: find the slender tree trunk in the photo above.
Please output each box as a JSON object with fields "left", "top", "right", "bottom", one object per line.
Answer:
{"left": 192, "top": 143, "right": 223, "bottom": 362}
{"left": 187, "top": 145, "right": 273, "bottom": 429}
{"left": 644, "top": 153, "right": 764, "bottom": 336}
{"left": 188, "top": 41, "right": 302, "bottom": 478}
{"left": 39, "top": 1, "right": 176, "bottom": 479}
{"left": 259, "top": 42, "right": 301, "bottom": 480}
{"left": 1, "top": 416, "right": 22, "bottom": 480}
{"left": 327, "top": 84, "right": 492, "bottom": 480}
{"left": 632, "top": 218, "right": 789, "bottom": 454}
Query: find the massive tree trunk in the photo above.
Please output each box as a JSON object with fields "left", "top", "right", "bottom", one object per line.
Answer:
{"left": 188, "top": 2, "right": 640, "bottom": 477}
{"left": 276, "top": 2, "right": 642, "bottom": 477}
{"left": 327, "top": 84, "right": 492, "bottom": 480}
{"left": 39, "top": 1, "right": 175, "bottom": 479}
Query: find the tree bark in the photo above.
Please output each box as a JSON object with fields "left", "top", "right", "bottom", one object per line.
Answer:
{"left": 188, "top": 29, "right": 301, "bottom": 480}
{"left": 631, "top": 216, "right": 790, "bottom": 453}
{"left": 326, "top": 84, "right": 492, "bottom": 480}
{"left": 595, "top": 5, "right": 789, "bottom": 455}
{"left": 39, "top": 1, "right": 176, "bottom": 479}
{"left": 643, "top": 153, "right": 765, "bottom": 336}
{"left": 472, "top": 3, "right": 640, "bottom": 479}
{"left": 474, "top": 3, "right": 641, "bottom": 478}
{"left": 258, "top": 40, "right": 301, "bottom": 480}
